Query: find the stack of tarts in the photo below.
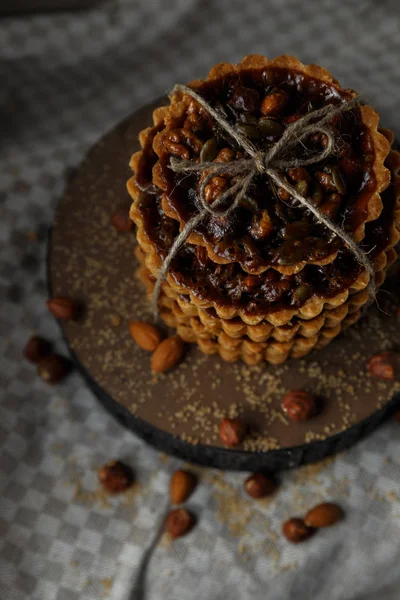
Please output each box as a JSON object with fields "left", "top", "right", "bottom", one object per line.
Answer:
{"left": 128, "top": 55, "right": 400, "bottom": 365}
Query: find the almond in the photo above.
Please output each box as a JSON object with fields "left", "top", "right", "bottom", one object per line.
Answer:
{"left": 129, "top": 321, "right": 162, "bottom": 352}
{"left": 170, "top": 470, "right": 197, "bottom": 505}
{"left": 151, "top": 336, "right": 184, "bottom": 373}
{"left": 304, "top": 502, "right": 344, "bottom": 528}
{"left": 46, "top": 297, "right": 79, "bottom": 321}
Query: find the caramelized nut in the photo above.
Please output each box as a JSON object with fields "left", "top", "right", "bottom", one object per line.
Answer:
{"left": 281, "top": 390, "right": 317, "bottom": 421}
{"left": 230, "top": 85, "right": 260, "bottom": 113}
{"left": 23, "top": 335, "right": 51, "bottom": 363}
{"left": 315, "top": 171, "right": 337, "bottom": 191}
{"left": 304, "top": 502, "right": 344, "bottom": 528}
{"left": 311, "top": 132, "right": 329, "bottom": 147}
{"left": 215, "top": 148, "right": 236, "bottom": 163}
{"left": 287, "top": 167, "right": 311, "bottom": 182}
{"left": 219, "top": 418, "right": 246, "bottom": 447}
{"left": 282, "top": 518, "right": 314, "bottom": 543}
{"left": 98, "top": 460, "right": 133, "bottom": 494}
{"left": 204, "top": 176, "right": 227, "bottom": 204}
{"left": 277, "top": 186, "right": 290, "bottom": 201}
{"left": 111, "top": 207, "right": 133, "bottom": 232}
{"left": 261, "top": 90, "right": 288, "bottom": 116}
{"left": 244, "top": 472, "right": 277, "bottom": 498}
{"left": 250, "top": 210, "right": 273, "bottom": 240}
{"left": 243, "top": 275, "right": 259, "bottom": 292}
{"left": 166, "top": 508, "right": 195, "bottom": 539}
{"left": 367, "top": 352, "right": 395, "bottom": 380}
{"left": 319, "top": 193, "right": 343, "bottom": 219}
{"left": 164, "top": 139, "right": 190, "bottom": 160}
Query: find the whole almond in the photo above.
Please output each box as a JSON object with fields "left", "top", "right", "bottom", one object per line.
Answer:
{"left": 151, "top": 336, "right": 184, "bottom": 373}
{"left": 129, "top": 321, "right": 162, "bottom": 351}
{"left": 170, "top": 470, "right": 197, "bottom": 505}
{"left": 166, "top": 508, "right": 195, "bottom": 539}
{"left": 304, "top": 502, "right": 344, "bottom": 528}
{"left": 47, "top": 297, "right": 79, "bottom": 321}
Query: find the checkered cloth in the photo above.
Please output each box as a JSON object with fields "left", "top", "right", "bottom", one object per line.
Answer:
{"left": 1, "top": 1, "right": 400, "bottom": 598}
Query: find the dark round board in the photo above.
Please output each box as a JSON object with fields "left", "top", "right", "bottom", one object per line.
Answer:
{"left": 48, "top": 99, "right": 400, "bottom": 470}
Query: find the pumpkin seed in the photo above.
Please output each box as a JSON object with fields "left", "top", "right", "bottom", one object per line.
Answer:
{"left": 331, "top": 166, "right": 345, "bottom": 194}
{"left": 200, "top": 138, "right": 218, "bottom": 163}
{"left": 240, "top": 196, "right": 258, "bottom": 212}
{"left": 240, "top": 113, "right": 259, "bottom": 125}
{"left": 236, "top": 123, "right": 262, "bottom": 140}
{"left": 258, "top": 117, "right": 284, "bottom": 137}
{"left": 310, "top": 181, "right": 323, "bottom": 206}
{"left": 295, "top": 180, "right": 309, "bottom": 197}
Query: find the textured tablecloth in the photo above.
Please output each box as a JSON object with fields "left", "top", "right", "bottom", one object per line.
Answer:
{"left": 1, "top": 1, "right": 400, "bottom": 598}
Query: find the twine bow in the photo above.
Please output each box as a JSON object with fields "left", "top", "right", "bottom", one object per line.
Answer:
{"left": 151, "top": 84, "right": 374, "bottom": 319}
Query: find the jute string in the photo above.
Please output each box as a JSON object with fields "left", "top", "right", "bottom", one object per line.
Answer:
{"left": 151, "top": 84, "right": 374, "bottom": 319}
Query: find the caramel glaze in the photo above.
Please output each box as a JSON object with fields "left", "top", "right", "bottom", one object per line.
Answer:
{"left": 134, "top": 67, "right": 395, "bottom": 316}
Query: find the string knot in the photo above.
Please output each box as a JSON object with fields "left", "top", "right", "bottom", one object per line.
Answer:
{"left": 150, "top": 84, "right": 374, "bottom": 319}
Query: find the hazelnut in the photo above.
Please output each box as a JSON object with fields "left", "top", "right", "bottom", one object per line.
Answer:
{"left": 367, "top": 352, "right": 395, "bottom": 380}
{"left": 166, "top": 508, "right": 195, "bottom": 539}
{"left": 23, "top": 335, "right": 51, "bottom": 363}
{"left": 218, "top": 418, "right": 246, "bottom": 447}
{"left": 37, "top": 354, "right": 70, "bottom": 384}
{"left": 281, "top": 390, "right": 317, "bottom": 421}
{"left": 111, "top": 207, "right": 133, "bottom": 232}
{"left": 170, "top": 470, "right": 197, "bottom": 505}
{"left": 282, "top": 518, "right": 314, "bottom": 543}
{"left": 98, "top": 460, "right": 133, "bottom": 494}
{"left": 244, "top": 472, "right": 277, "bottom": 498}
{"left": 304, "top": 502, "right": 344, "bottom": 528}
{"left": 46, "top": 296, "right": 79, "bottom": 321}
